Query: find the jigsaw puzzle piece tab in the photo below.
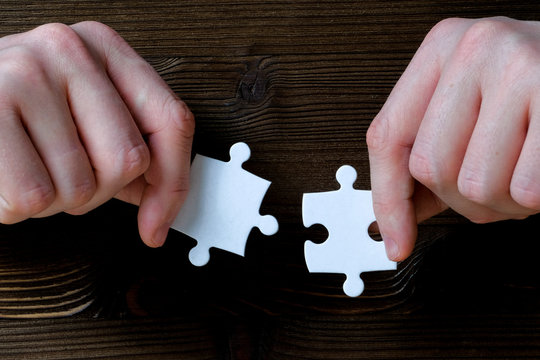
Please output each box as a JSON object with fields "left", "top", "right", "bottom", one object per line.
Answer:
{"left": 303, "top": 165, "right": 396, "bottom": 297}
{"left": 171, "top": 142, "right": 278, "bottom": 266}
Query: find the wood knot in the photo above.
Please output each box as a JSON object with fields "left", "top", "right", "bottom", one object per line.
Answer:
{"left": 238, "top": 62, "right": 268, "bottom": 103}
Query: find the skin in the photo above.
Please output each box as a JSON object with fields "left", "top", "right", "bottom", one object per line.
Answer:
{"left": 3, "top": 17, "right": 539, "bottom": 256}
{"left": 0, "top": 21, "right": 195, "bottom": 247}
{"left": 367, "top": 17, "right": 540, "bottom": 262}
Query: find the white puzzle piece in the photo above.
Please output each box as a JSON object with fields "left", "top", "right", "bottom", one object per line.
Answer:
{"left": 171, "top": 142, "right": 278, "bottom": 266}
{"left": 302, "top": 165, "right": 396, "bottom": 297}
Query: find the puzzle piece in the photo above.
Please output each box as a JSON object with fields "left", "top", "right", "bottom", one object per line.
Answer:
{"left": 171, "top": 142, "right": 278, "bottom": 266}
{"left": 302, "top": 165, "right": 396, "bottom": 297}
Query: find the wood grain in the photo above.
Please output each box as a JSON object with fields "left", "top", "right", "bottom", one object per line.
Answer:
{"left": 0, "top": 0, "right": 538, "bottom": 358}
{"left": 263, "top": 313, "right": 540, "bottom": 359}
{"left": 0, "top": 317, "right": 220, "bottom": 359}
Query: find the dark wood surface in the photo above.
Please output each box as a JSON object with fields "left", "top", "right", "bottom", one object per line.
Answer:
{"left": 0, "top": 1, "right": 540, "bottom": 358}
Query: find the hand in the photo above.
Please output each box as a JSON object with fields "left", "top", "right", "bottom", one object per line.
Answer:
{"left": 367, "top": 17, "right": 540, "bottom": 261}
{"left": 0, "top": 22, "right": 194, "bottom": 247}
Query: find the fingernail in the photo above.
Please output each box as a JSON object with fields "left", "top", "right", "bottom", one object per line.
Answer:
{"left": 151, "top": 224, "right": 170, "bottom": 248}
{"left": 383, "top": 236, "right": 400, "bottom": 261}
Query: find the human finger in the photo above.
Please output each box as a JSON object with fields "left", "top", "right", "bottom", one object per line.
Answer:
{"left": 64, "top": 73, "right": 150, "bottom": 217}
{"left": 367, "top": 19, "right": 474, "bottom": 261}
{"left": 12, "top": 67, "right": 96, "bottom": 217}
{"left": 407, "top": 42, "right": 507, "bottom": 224}
{"left": 367, "top": 68, "right": 439, "bottom": 261}
{"left": 0, "top": 106, "right": 54, "bottom": 222}
{"left": 510, "top": 94, "right": 540, "bottom": 210}
{"left": 457, "top": 80, "right": 534, "bottom": 217}
{"left": 35, "top": 26, "right": 153, "bottom": 216}
{"left": 9, "top": 23, "right": 151, "bottom": 219}
{"left": 71, "top": 21, "right": 194, "bottom": 247}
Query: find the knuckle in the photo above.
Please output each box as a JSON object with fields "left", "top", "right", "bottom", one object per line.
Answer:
{"left": 0, "top": 47, "right": 47, "bottom": 90}
{"left": 511, "top": 176, "right": 540, "bottom": 210}
{"left": 366, "top": 115, "right": 389, "bottom": 153}
{"left": 116, "top": 142, "right": 151, "bottom": 179}
{"left": 73, "top": 21, "right": 134, "bottom": 60}
{"left": 367, "top": 112, "right": 414, "bottom": 157}
{"left": 29, "top": 23, "right": 99, "bottom": 70}
{"left": 19, "top": 182, "right": 55, "bottom": 214}
{"left": 457, "top": 167, "right": 492, "bottom": 205}
{"left": 170, "top": 97, "right": 195, "bottom": 134}
{"left": 77, "top": 21, "right": 121, "bottom": 43}
{"left": 165, "top": 96, "right": 196, "bottom": 151}
{"left": 75, "top": 20, "right": 113, "bottom": 34}
{"left": 67, "top": 177, "right": 97, "bottom": 209}
{"left": 425, "top": 17, "right": 467, "bottom": 42}
{"left": 31, "top": 23, "right": 84, "bottom": 55}
{"left": 408, "top": 148, "right": 439, "bottom": 189}
{"left": 3, "top": 182, "right": 55, "bottom": 221}
{"left": 461, "top": 17, "right": 510, "bottom": 47}
{"left": 452, "top": 18, "right": 511, "bottom": 66}
{"left": 170, "top": 173, "right": 191, "bottom": 195}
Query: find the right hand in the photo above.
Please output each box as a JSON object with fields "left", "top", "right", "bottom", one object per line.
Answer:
{"left": 367, "top": 17, "right": 540, "bottom": 261}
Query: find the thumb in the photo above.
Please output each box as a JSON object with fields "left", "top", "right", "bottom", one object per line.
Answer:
{"left": 367, "top": 19, "right": 472, "bottom": 261}
{"left": 367, "top": 41, "right": 443, "bottom": 261}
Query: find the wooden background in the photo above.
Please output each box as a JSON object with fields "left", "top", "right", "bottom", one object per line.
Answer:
{"left": 0, "top": 1, "right": 539, "bottom": 358}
